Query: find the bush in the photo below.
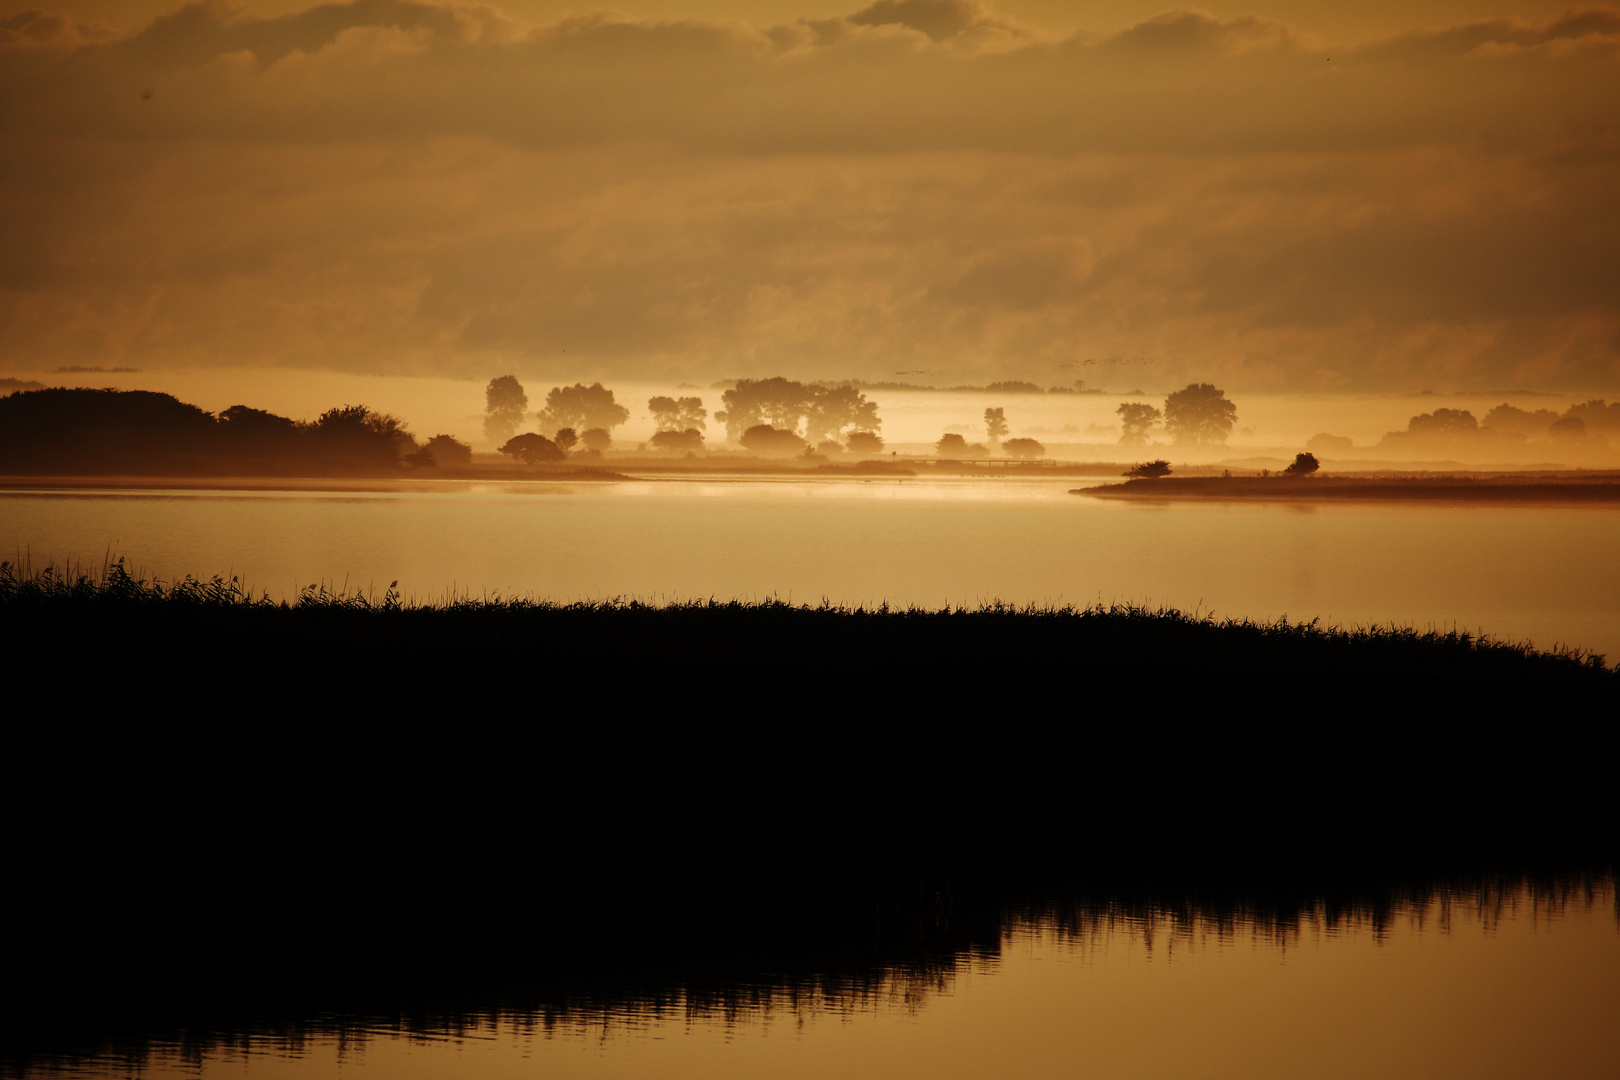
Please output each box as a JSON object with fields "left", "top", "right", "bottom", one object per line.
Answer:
{"left": 499, "top": 433, "right": 565, "bottom": 464}
{"left": 740, "top": 425, "right": 808, "bottom": 457}
{"left": 846, "top": 430, "right": 884, "bottom": 455}
{"left": 1282, "top": 452, "right": 1320, "bottom": 476}
{"left": 422, "top": 434, "right": 473, "bottom": 467}
{"left": 1125, "top": 459, "right": 1172, "bottom": 479}
{"left": 1002, "top": 437, "right": 1045, "bottom": 459}
{"left": 650, "top": 428, "right": 704, "bottom": 452}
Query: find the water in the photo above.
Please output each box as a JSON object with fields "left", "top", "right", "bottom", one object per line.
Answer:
{"left": 4, "top": 475, "right": 1617, "bottom": 658}
{"left": 24, "top": 885, "right": 1619, "bottom": 1080}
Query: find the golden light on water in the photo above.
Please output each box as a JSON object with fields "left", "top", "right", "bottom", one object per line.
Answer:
{"left": 98, "top": 890, "right": 1620, "bottom": 1080}
{"left": 3, "top": 1, "right": 1618, "bottom": 1075}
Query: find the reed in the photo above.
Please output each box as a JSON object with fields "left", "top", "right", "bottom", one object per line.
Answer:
{"left": 2, "top": 557, "right": 1614, "bottom": 1075}
{"left": 1, "top": 558, "right": 1609, "bottom": 672}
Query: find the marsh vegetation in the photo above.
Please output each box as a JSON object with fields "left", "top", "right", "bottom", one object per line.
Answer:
{"left": 3, "top": 561, "right": 1614, "bottom": 1074}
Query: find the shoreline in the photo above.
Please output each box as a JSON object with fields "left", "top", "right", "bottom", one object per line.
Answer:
{"left": 4, "top": 571, "right": 1615, "bottom": 1071}
{"left": 1076, "top": 475, "right": 1620, "bottom": 503}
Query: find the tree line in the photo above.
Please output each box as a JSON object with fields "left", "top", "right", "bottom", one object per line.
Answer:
{"left": 1113, "top": 383, "right": 1239, "bottom": 447}
{"left": 485, "top": 376, "right": 891, "bottom": 461}
{"left": 0, "top": 388, "right": 472, "bottom": 475}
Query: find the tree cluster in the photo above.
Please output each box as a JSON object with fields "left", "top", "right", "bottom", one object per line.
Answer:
{"left": 717, "top": 379, "right": 881, "bottom": 445}
{"left": 1370, "top": 399, "right": 1619, "bottom": 452}
{"left": 1115, "top": 384, "right": 1237, "bottom": 447}
{"left": 0, "top": 388, "right": 444, "bottom": 475}
{"left": 537, "top": 383, "right": 630, "bottom": 435}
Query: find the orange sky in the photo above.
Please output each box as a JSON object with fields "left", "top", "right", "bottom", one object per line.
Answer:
{"left": 3, "top": 0, "right": 1617, "bottom": 391}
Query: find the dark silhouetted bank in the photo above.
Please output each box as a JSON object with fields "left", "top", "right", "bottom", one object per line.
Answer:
{"left": 1078, "top": 474, "right": 1620, "bottom": 502}
{"left": 2, "top": 562, "right": 1613, "bottom": 1075}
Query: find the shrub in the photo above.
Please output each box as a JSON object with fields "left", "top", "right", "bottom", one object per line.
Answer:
{"left": 1003, "top": 437, "right": 1046, "bottom": 459}
{"left": 1125, "top": 459, "right": 1172, "bottom": 479}
{"left": 1282, "top": 452, "right": 1320, "bottom": 476}
{"left": 650, "top": 428, "right": 704, "bottom": 452}
{"left": 499, "top": 433, "right": 565, "bottom": 464}
{"left": 740, "top": 425, "right": 808, "bottom": 457}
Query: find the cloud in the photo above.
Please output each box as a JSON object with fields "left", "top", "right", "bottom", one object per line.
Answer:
{"left": 1, "top": 7, "right": 117, "bottom": 46}
{"left": 1102, "top": 8, "right": 1305, "bottom": 54}
{"left": 0, "top": 1, "right": 1616, "bottom": 389}
{"left": 1346, "top": 6, "right": 1620, "bottom": 62}
{"left": 846, "top": 0, "right": 1031, "bottom": 43}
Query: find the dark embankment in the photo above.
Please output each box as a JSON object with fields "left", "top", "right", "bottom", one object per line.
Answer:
{"left": 2, "top": 564, "right": 1615, "bottom": 1073}
{"left": 1079, "top": 475, "right": 1620, "bottom": 502}
{"left": 0, "top": 389, "right": 638, "bottom": 482}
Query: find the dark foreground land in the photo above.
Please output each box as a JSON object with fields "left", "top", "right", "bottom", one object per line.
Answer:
{"left": 1080, "top": 474, "right": 1620, "bottom": 502}
{"left": 3, "top": 565, "right": 1615, "bottom": 1074}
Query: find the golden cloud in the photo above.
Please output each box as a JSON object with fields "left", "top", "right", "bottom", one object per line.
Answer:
{"left": 1, "top": 1, "right": 1616, "bottom": 388}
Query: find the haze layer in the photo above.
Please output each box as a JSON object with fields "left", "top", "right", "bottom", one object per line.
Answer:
{"left": 3, "top": 0, "right": 1617, "bottom": 391}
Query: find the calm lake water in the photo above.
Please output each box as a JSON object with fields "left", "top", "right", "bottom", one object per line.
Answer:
{"left": 26, "top": 885, "right": 1619, "bottom": 1080}
{"left": 5, "top": 475, "right": 1619, "bottom": 659}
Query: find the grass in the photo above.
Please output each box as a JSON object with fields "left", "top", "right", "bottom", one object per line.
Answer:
{"left": 2, "top": 556, "right": 1609, "bottom": 671}
{"left": 3, "top": 559, "right": 1615, "bottom": 1074}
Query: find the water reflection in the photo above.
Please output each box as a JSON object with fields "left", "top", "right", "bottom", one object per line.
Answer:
{"left": 3, "top": 477, "right": 1618, "bottom": 657}
{"left": 14, "top": 878, "right": 1615, "bottom": 1080}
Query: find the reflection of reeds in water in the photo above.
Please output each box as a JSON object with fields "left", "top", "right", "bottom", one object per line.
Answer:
{"left": 3, "top": 559, "right": 1616, "bottom": 1076}
{"left": 1014, "top": 871, "right": 1617, "bottom": 954}
{"left": 12, "top": 875, "right": 1611, "bottom": 1080}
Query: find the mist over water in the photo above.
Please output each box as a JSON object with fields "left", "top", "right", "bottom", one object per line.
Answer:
{"left": 14, "top": 370, "right": 1619, "bottom": 467}
{"left": 4, "top": 475, "right": 1617, "bottom": 658}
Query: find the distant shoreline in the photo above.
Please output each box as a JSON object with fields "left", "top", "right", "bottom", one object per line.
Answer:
{"left": 0, "top": 460, "right": 1136, "bottom": 490}
{"left": 1076, "top": 475, "right": 1620, "bottom": 503}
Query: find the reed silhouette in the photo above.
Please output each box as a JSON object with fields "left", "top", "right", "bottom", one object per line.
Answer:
{"left": 1, "top": 561, "right": 1614, "bottom": 1075}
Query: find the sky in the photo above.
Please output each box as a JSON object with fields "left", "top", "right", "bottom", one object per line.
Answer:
{"left": 2, "top": 0, "right": 1617, "bottom": 392}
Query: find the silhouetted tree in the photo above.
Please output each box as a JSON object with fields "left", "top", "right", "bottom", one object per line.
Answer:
{"left": 217, "top": 404, "right": 300, "bottom": 456}
{"left": 984, "top": 407, "right": 1008, "bottom": 448}
{"left": 805, "top": 384, "right": 881, "bottom": 445}
{"left": 717, "top": 378, "right": 812, "bottom": 441}
{"left": 499, "top": 433, "right": 565, "bottom": 464}
{"left": 1282, "top": 452, "right": 1320, "bottom": 476}
{"left": 484, "top": 376, "right": 528, "bottom": 446}
{"left": 1003, "top": 437, "right": 1045, "bottom": 459}
{"left": 1163, "top": 384, "right": 1237, "bottom": 446}
{"left": 1406, "top": 408, "right": 1477, "bottom": 436}
{"left": 1117, "top": 402, "right": 1161, "bottom": 446}
{"left": 936, "top": 433, "right": 980, "bottom": 458}
{"left": 580, "top": 428, "right": 612, "bottom": 452}
{"left": 1549, "top": 416, "right": 1588, "bottom": 442}
{"left": 846, "top": 430, "right": 885, "bottom": 455}
{"left": 649, "top": 428, "right": 704, "bottom": 452}
{"left": 537, "top": 383, "right": 629, "bottom": 435}
{"left": 0, "top": 388, "right": 220, "bottom": 473}
{"left": 740, "top": 424, "right": 808, "bottom": 456}
{"left": 553, "top": 428, "right": 579, "bottom": 454}
{"left": 648, "top": 395, "right": 707, "bottom": 432}
{"left": 423, "top": 434, "right": 473, "bottom": 467}
{"left": 1563, "top": 399, "right": 1620, "bottom": 433}
{"left": 1483, "top": 403, "right": 1559, "bottom": 437}
{"left": 717, "top": 379, "right": 880, "bottom": 444}
{"left": 1124, "top": 459, "right": 1172, "bottom": 478}
{"left": 306, "top": 404, "right": 413, "bottom": 465}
